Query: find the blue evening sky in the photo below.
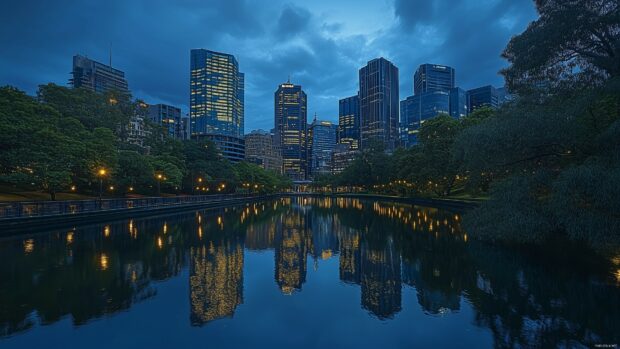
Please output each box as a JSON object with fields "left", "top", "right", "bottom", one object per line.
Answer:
{"left": 0, "top": 0, "right": 537, "bottom": 132}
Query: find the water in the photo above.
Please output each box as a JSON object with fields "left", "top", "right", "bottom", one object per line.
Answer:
{"left": 0, "top": 197, "right": 618, "bottom": 348}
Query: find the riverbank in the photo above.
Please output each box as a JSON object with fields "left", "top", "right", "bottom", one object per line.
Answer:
{"left": 0, "top": 194, "right": 276, "bottom": 236}
{"left": 283, "top": 192, "right": 481, "bottom": 212}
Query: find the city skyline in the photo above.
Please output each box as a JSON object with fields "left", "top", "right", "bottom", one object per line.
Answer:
{"left": 0, "top": 0, "right": 537, "bottom": 132}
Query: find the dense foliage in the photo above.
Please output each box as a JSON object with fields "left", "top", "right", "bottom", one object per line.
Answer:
{"left": 0, "top": 84, "right": 290, "bottom": 199}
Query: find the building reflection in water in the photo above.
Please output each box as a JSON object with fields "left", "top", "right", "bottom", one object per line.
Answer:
{"left": 274, "top": 209, "right": 309, "bottom": 294}
{"left": 189, "top": 237, "right": 244, "bottom": 325}
{"left": 3, "top": 197, "right": 619, "bottom": 348}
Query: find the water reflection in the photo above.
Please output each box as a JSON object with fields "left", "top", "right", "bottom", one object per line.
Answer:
{"left": 0, "top": 197, "right": 619, "bottom": 347}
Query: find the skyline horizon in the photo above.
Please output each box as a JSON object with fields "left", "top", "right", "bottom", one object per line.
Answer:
{"left": 0, "top": 0, "right": 538, "bottom": 131}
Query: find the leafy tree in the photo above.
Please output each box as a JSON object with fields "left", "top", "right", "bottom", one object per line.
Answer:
{"left": 502, "top": 0, "right": 620, "bottom": 94}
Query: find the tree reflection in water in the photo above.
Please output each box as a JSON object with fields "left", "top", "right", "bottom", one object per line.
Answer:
{"left": 0, "top": 197, "right": 618, "bottom": 347}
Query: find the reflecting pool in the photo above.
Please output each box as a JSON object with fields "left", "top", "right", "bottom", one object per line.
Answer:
{"left": 0, "top": 197, "right": 619, "bottom": 348}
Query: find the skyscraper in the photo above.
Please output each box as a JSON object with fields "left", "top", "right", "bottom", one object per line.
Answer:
{"left": 147, "top": 103, "right": 184, "bottom": 140}
{"left": 70, "top": 55, "right": 129, "bottom": 94}
{"left": 467, "top": 85, "right": 499, "bottom": 113}
{"left": 359, "top": 58, "right": 399, "bottom": 151}
{"left": 190, "top": 49, "right": 245, "bottom": 162}
{"left": 413, "top": 64, "right": 455, "bottom": 95}
{"left": 338, "top": 94, "right": 360, "bottom": 150}
{"left": 449, "top": 87, "right": 468, "bottom": 118}
{"left": 274, "top": 81, "right": 308, "bottom": 180}
{"left": 400, "top": 91, "right": 450, "bottom": 146}
{"left": 307, "top": 118, "right": 337, "bottom": 178}
{"left": 245, "top": 130, "right": 283, "bottom": 174}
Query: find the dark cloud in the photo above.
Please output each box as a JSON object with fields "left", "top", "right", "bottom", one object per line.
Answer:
{"left": 276, "top": 4, "right": 312, "bottom": 39}
{"left": 0, "top": 0, "right": 537, "bottom": 131}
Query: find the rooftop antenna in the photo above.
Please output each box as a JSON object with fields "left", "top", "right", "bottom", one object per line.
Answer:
{"left": 287, "top": 74, "right": 291, "bottom": 83}
{"left": 109, "top": 42, "right": 112, "bottom": 67}
{"left": 313, "top": 112, "right": 317, "bottom": 122}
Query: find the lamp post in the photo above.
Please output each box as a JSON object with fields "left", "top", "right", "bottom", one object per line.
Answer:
{"left": 155, "top": 173, "right": 163, "bottom": 196}
{"left": 97, "top": 168, "right": 107, "bottom": 200}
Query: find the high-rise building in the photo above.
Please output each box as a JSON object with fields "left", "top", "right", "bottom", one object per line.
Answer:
{"left": 400, "top": 90, "right": 450, "bottom": 147}
{"left": 359, "top": 58, "right": 399, "bottom": 151}
{"left": 413, "top": 64, "right": 455, "bottom": 95}
{"left": 331, "top": 143, "right": 359, "bottom": 175}
{"left": 338, "top": 95, "right": 360, "bottom": 150}
{"left": 70, "top": 54, "right": 129, "bottom": 94}
{"left": 307, "top": 118, "right": 337, "bottom": 178}
{"left": 190, "top": 49, "right": 245, "bottom": 162}
{"left": 496, "top": 86, "right": 513, "bottom": 105}
{"left": 274, "top": 81, "right": 308, "bottom": 180}
{"left": 245, "top": 130, "right": 283, "bottom": 174}
{"left": 126, "top": 101, "right": 149, "bottom": 148}
{"left": 449, "top": 87, "right": 468, "bottom": 119}
{"left": 147, "top": 103, "right": 185, "bottom": 140}
{"left": 467, "top": 85, "right": 499, "bottom": 113}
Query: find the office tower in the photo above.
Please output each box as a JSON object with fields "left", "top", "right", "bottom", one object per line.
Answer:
{"left": 496, "top": 86, "right": 513, "bottom": 105}
{"left": 413, "top": 64, "right": 455, "bottom": 95}
{"left": 359, "top": 58, "right": 399, "bottom": 151}
{"left": 274, "top": 80, "right": 308, "bottom": 180}
{"left": 400, "top": 90, "right": 450, "bottom": 147}
{"left": 147, "top": 103, "right": 185, "bottom": 140}
{"left": 467, "top": 85, "right": 499, "bottom": 113}
{"left": 70, "top": 54, "right": 129, "bottom": 94}
{"left": 126, "top": 101, "right": 148, "bottom": 147}
{"left": 338, "top": 94, "right": 360, "bottom": 150}
{"left": 331, "top": 143, "right": 360, "bottom": 175}
{"left": 181, "top": 117, "right": 191, "bottom": 141}
{"left": 307, "top": 118, "right": 337, "bottom": 178}
{"left": 190, "top": 49, "right": 245, "bottom": 162}
{"left": 449, "top": 87, "right": 468, "bottom": 118}
{"left": 245, "top": 130, "right": 283, "bottom": 174}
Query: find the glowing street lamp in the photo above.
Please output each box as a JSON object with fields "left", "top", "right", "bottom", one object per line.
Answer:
{"left": 155, "top": 173, "right": 164, "bottom": 196}
{"left": 97, "top": 168, "right": 107, "bottom": 200}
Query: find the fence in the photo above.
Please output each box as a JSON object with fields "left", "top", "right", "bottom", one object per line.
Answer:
{"left": 0, "top": 194, "right": 262, "bottom": 219}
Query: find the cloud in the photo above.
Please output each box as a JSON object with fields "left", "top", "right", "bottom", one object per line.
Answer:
{"left": 0, "top": 0, "right": 537, "bottom": 132}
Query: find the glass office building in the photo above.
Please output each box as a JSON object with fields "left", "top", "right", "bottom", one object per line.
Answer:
{"left": 359, "top": 58, "right": 399, "bottom": 151}
{"left": 274, "top": 81, "right": 308, "bottom": 180}
{"left": 400, "top": 90, "right": 450, "bottom": 147}
{"left": 467, "top": 85, "right": 499, "bottom": 113}
{"left": 449, "top": 87, "right": 468, "bottom": 118}
{"left": 307, "top": 119, "right": 337, "bottom": 178}
{"left": 147, "top": 103, "right": 184, "bottom": 139}
{"left": 190, "top": 49, "right": 245, "bottom": 162}
{"left": 70, "top": 55, "right": 129, "bottom": 95}
{"left": 338, "top": 94, "right": 360, "bottom": 150}
{"left": 413, "top": 64, "right": 455, "bottom": 95}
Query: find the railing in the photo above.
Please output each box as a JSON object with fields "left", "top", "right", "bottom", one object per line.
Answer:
{"left": 0, "top": 194, "right": 264, "bottom": 219}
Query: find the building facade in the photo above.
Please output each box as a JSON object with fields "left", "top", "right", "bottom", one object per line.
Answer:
{"left": 245, "top": 130, "right": 283, "bottom": 174}
{"left": 449, "top": 87, "right": 468, "bottom": 119}
{"left": 338, "top": 95, "right": 360, "bottom": 150}
{"left": 359, "top": 58, "right": 399, "bottom": 151}
{"left": 400, "top": 90, "right": 450, "bottom": 147}
{"left": 203, "top": 134, "right": 245, "bottom": 163}
{"left": 307, "top": 119, "right": 337, "bottom": 178}
{"left": 190, "top": 49, "right": 245, "bottom": 162}
{"left": 70, "top": 55, "right": 129, "bottom": 94}
{"left": 413, "top": 64, "right": 455, "bottom": 95}
{"left": 331, "top": 143, "right": 359, "bottom": 175}
{"left": 147, "top": 103, "right": 186, "bottom": 140}
{"left": 274, "top": 81, "right": 308, "bottom": 180}
{"left": 467, "top": 85, "right": 499, "bottom": 113}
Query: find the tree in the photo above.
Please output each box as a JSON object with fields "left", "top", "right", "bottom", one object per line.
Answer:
{"left": 502, "top": 0, "right": 620, "bottom": 93}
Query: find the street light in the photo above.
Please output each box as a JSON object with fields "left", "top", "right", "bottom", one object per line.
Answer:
{"left": 97, "top": 168, "right": 107, "bottom": 200}
{"left": 155, "top": 173, "right": 164, "bottom": 196}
